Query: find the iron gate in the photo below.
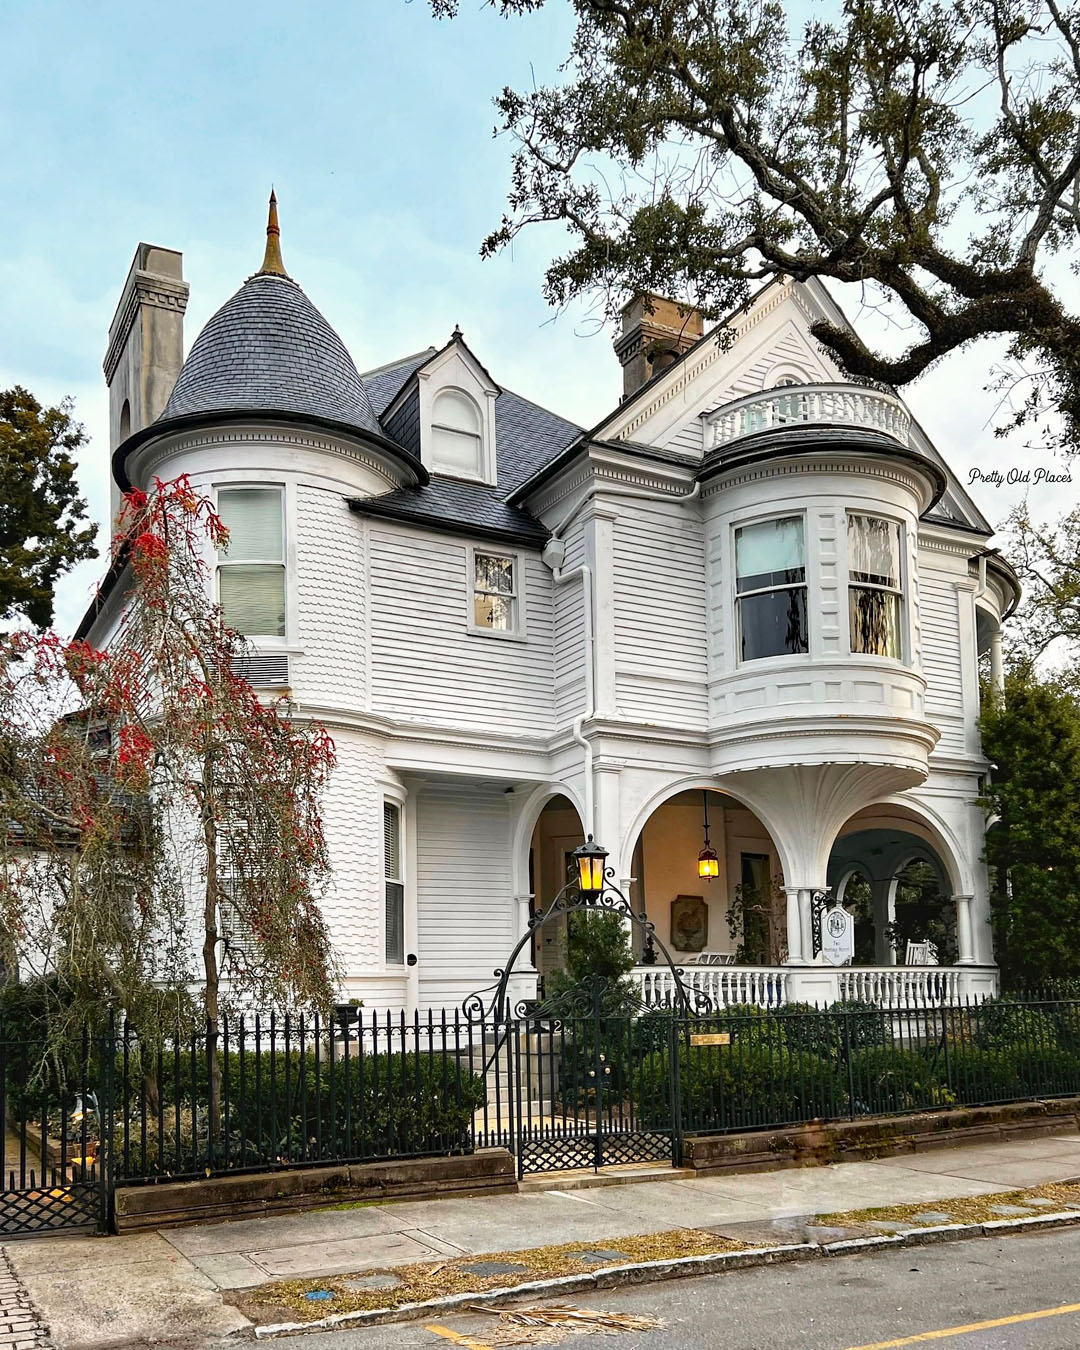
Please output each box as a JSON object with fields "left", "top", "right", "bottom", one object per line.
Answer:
{"left": 507, "top": 975, "right": 681, "bottom": 1176}
{"left": 0, "top": 1033, "right": 109, "bottom": 1238}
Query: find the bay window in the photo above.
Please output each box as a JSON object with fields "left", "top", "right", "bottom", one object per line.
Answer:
{"left": 848, "top": 514, "right": 903, "bottom": 658}
{"left": 735, "top": 516, "right": 809, "bottom": 661}
{"left": 216, "top": 487, "right": 286, "bottom": 638}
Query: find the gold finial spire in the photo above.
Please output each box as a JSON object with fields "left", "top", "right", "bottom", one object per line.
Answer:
{"left": 258, "top": 189, "right": 288, "bottom": 276}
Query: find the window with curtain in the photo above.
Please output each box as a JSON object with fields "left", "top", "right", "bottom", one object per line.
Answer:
{"left": 735, "top": 516, "right": 809, "bottom": 660}
{"left": 431, "top": 389, "right": 483, "bottom": 477}
{"left": 848, "top": 514, "right": 903, "bottom": 658}
{"left": 384, "top": 802, "right": 404, "bottom": 965}
{"left": 216, "top": 487, "right": 286, "bottom": 637}
{"left": 472, "top": 551, "right": 517, "bottom": 632}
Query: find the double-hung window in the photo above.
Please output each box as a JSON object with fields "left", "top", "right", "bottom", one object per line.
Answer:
{"left": 848, "top": 514, "right": 903, "bottom": 658}
{"left": 216, "top": 487, "right": 286, "bottom": 638}
{"left": 471, "top": 550, "right": 518, "bottom": 634}
{"left": 735, "top": 516, "right": 809, "bottom": 661}
{"left": 384, "top": 802, "right": 405, "bottom": 966}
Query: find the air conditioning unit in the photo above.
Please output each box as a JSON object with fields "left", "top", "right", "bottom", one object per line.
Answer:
{"left": 230, "top": 651, "right": 290, "bottom": 688}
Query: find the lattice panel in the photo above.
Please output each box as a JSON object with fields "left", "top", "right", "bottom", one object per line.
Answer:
{"left": 0, "top": 1184, "right": 100, "bottom": 1237}
{"left": 520, "top": 1135, "right": 597, "bottom": 1174}
{"left": 600, "top": 1131, "right": 672, "bottom": 1167}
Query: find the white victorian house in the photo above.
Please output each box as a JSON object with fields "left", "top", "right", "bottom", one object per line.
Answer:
{"left": 79, "top": 201, "right": 1018, "bottom": 1014}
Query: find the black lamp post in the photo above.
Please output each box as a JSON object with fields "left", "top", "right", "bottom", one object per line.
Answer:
{"left": 573, "top": 835, "right": 608, "bottom": 897}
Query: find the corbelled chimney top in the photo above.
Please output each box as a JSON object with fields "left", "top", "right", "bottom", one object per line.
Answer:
{"left": 614, "top": 293, "right": 705, "bottom": 400}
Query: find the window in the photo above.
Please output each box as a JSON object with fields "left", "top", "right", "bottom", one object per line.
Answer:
{"left": 431, "top": 389, "right": 483, "bottom": 477}
{"left": 471, "top": 551, "right": 518, "bottom": 634}
{"left": 735, "top": 516, "right": 809, "bottom": 661}
{"left": 216, "top": 487, "right": 286, "bottom": 638}
{"left": 384, "top": 802, "right": 404, "bottom": 965}
{"left": 848, "top": 514, "right": 903, "bottom": 658}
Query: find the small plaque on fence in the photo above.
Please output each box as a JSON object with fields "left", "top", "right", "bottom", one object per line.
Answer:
{"left": 690, "top": 1032, "right": 731, "bottom": 1046}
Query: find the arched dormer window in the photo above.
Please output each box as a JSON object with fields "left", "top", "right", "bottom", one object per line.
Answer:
{"left": 431, "top": 389, "right": 483, "bottom": 478}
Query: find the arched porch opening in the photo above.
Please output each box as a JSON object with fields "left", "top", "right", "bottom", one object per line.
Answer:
{"left": 625, "top": 788, "right": 786, "bottom": 966}
{"left": 527, "top": 793, "right": 585, "bottom": 983}
{"left": 830, "top": 802, "right": 964, "bottom": 967}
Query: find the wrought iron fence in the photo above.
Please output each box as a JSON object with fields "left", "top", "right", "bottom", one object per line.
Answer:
{"left": 1, "top": 993, "right": 1080, "bottom": 1224}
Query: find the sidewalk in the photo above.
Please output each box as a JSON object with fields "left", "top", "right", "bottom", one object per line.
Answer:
{"left": 8, "top": 1131, "right": 1080, "bottom": 1349}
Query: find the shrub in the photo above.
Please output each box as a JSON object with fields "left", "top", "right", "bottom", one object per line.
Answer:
{"left": 846, "top": 1046, "right": 950, "bottom": 1115}
{"left": 1011, "top": 1045, "right": 1080, "bottom": 1097}
{"left": 943, "top": 1046, "right": 1023, "bottom": 1103}
{"left": 775, "top": 1003, "right": 843, "bottom": 1060}
{"left": 974, "top": 998, "right": 1061, "bottom": 1052}
{"left": 635, "top": 1041, "right": 841, "bottom": 1132}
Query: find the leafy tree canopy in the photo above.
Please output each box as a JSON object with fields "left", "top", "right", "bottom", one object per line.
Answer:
{"left": 433, "top": 0, "right": 1080, "bottom": 449}
{"left": 999, "top": 500, "right": 1080, "bottom": 682}
{"left": 0, "top": 388, "right": 97, "bottom": 630}
{"left": 980, "top": 672, "right": 1080, "bottom": 987}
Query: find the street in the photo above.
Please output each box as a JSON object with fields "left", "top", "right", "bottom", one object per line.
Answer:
{"left": 273, "top": 1227, "right": 1080, "bottom": 1350}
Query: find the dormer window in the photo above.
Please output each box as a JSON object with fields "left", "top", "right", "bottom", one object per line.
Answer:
{"left": 432, "top": 389, "right": 483, "bottom": 478}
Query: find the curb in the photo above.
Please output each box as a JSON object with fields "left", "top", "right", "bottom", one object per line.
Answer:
{"left": 250, "top": 1209, "right": 1080, "bottom": 1338}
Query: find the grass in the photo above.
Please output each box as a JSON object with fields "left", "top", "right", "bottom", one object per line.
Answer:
{"left": 817, "top": 1179, "right": 1080, "bottom": 1229}
{"left": 231, "top": 1229, "right": 749, "bottom": 1322}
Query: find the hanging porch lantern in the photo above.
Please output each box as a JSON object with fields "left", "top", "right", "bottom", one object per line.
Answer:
{"left": 573, "top": 835, "right": 608, "bottom": 897}
{"left": 698, "top": 791, "right": 719, "bottom": 880}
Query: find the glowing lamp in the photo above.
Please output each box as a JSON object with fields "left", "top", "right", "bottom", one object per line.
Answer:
{"left": 573, "top": 835, "right": 608, "bottom": 897}
{"left": 698, "top": 791, "right": 719, "bottom": 881}
{"left": 698, "top": 846, "right": 720, "bottom": 879}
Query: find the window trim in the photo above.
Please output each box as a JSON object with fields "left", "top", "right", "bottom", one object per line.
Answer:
{"left": 846, "top": 511, "right": 906, "bottom": 662}
{"left": 214, "top": 483, "right": 288, "bottom": 643}
{"left": 430, "top": 388, "right": 485, "bottom": 482}
{"left": 733, "top": 513, "right": 810, "bottom": 665}
{"left": 466, "top": 545, "right": 527, "bottom": 641}
{"left": 383, "top": 799, "right": 406, "bottom": 968}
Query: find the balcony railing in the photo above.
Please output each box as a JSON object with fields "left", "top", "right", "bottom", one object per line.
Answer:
{"left": 631, "top": 963, "right": 991, "bottom": 1010}
{"left": 705, "top": 383, "right": 911, "bottom": 453}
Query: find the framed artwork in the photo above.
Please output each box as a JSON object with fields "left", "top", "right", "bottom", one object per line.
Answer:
{"left": 670, "top": 895, "right": 708, "bottom": 952}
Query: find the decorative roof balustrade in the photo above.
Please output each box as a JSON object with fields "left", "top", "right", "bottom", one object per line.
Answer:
{"left": 704, "top": 383, "right": 911, "bottom": 453}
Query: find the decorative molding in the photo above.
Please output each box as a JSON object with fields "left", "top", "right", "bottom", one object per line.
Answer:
{"left": 703, "top": 456, "right": 925, "bottom": 500}
{"left": 103, "top": 273, "right": 190, "bottom": 381}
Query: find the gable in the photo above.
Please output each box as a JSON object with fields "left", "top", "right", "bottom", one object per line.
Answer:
{"left": 594, "top": 278, "right": 990, "bottom": 535}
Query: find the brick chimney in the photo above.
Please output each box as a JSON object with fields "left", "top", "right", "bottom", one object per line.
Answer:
{"left": 614, "top": 294, "right": 704, "bottom": 400}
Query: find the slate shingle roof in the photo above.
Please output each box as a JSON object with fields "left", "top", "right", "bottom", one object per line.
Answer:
{"left": 349, "top": 351, "right": 584, "bottom": 545}
{"left": 161, "top": 273, "right": 383, "bottom": 438}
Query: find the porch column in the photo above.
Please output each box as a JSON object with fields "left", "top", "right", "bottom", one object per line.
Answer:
{"left": 870, "top": 878, "right": 895, "bottom": 966}
{"left": 990, "top": 629, "right": 1005, "bottom": 697}
{"left": 514, "top": 893, "right": 536, "bottom": 970}
{"left": 784, "top": 887, "right": 805, "bottom": 963}
{"left": 955, "top": 893, "right": 976, "bottom": 965}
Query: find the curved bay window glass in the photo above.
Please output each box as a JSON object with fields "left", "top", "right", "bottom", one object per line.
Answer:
{"left": 216, "top": 487, "right": 286, "bottom": 638}
{"left": 735, "top": 516, "right": 809, "bottom": 661}
{"left": 848, "top": 514, "right": 903, "bottom": 658}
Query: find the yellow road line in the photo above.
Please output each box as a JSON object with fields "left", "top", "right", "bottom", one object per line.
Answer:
{"left": 424, "top": 1324, "right": 494, "bottom": 1350}
{"left": 845, "top": 1299, "right": 1080, "bottom": 1349}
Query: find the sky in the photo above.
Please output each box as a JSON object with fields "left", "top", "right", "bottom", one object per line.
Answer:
{"left": 1, "top": 0, "right": 1074, "bottom": 638}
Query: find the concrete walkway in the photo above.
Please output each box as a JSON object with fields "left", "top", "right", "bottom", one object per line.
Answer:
{"left": 8, "top": 1132, "right": 1080, "bottom": 1349}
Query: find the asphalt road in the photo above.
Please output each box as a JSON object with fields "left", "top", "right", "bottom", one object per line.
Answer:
{"left": 271, "top": 1227, "right": 1080, "bottom": 1350}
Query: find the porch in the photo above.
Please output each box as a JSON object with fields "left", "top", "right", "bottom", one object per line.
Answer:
{"left": 630, "top": 961, "right": 998, "bottom": 1010}
{"left": 527, "top": 784, "right": 996, "bottom": 1012}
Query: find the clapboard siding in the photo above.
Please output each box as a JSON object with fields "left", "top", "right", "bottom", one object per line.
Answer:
{"left": 920, "top": 572, "right": 967, "bottom": 754}
{"left": 369, "top": 523, "right": 555, "bottom": 732}
{"left": 415, "top": 783, "right": 514, "bottom": 1001}
{"left": 613, "top": 502, "right": 708, "bottom": 727}
{"left": 553, "top": 520, "right": 587, "bottom": 725}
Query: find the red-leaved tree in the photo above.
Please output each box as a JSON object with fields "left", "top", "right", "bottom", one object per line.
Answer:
{"left": 0, "top": 477, "right": 338, "bottom": 1052}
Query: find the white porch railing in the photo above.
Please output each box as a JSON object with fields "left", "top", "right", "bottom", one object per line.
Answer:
{"left": 838, "top": 965, "right": 962, "bottom": 1008}
{"left": 705, "top": 383, "right": 911, "bottom": 452}
{"left": 633, "top": 965, "right": 788, "bottom": 1009}
{"left": 631, "top": 964, "right": 992, "bottom": 1010}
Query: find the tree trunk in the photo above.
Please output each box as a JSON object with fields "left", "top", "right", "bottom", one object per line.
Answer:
{"left": 201, "top": 785, "right": 222, "bottom": 1150}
